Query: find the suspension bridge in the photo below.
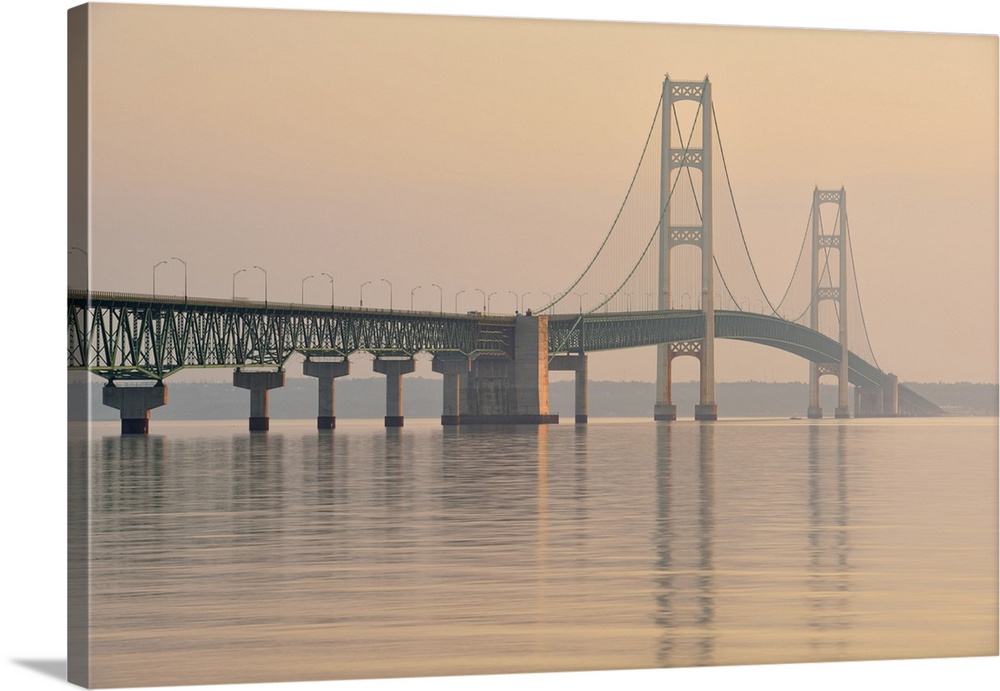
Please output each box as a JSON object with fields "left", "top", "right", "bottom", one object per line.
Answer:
{"left": 67, "top": 76, "right": 943, "bottom": 433}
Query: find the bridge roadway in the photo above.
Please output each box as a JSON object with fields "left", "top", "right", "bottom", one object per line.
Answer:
{"left": 67, "top": 290, "right": 941, "bottom": 417}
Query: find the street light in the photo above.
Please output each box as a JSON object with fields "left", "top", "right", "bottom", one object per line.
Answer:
{"left": 455, "top": 289, "right": 466, "bottom": 312}
{"left": 321, "top": 272, "right": 335, "bottom": 306}
{"left": 301, "top": 275, "right": 314, "bottom": 304}
{"left": 171, "top": 256, "right": 188, "bottom": 300}
{"left": 360, "top": 280, "right": 371, "bottom": 308}
{"left": 431, "top": 283, "right": 443, "bottom": 314}
{"left": 152, "top": 260, "right": 167, "bottom": 296}
{"left": 381, "top": 278, "right": 393, "bottom": 310}
{"left": 410, "top": 285, "right": 421, "bottom": 310}
{"left": 253, "top": 265, "right": 268, "bottom": 304}
{"left": 573, "top": 291, "right": 587, "bottom": 313}
{"left": 520, "top": 291, "right": 531, "bottom": 314}
{"left": 475, "top": 288, "right": 486, "bottom": 312}
{"left": 509, "top": 290, "right": 519, "bottom": 313}
{"left": 625, "top": 292, "right": 632, "bottom": 312}
{"left": 232, "top": 268, "right": 246, "bottom": 300}
{"left": 543, "top": 292, "right": 555, "bottom": 313}
{"left": 487, "top": 291, "right": 497, "bottom": 312}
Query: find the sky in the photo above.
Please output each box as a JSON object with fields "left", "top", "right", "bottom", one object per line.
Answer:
{"left": 72, "top": 2, "right": 997, "bottom": 385}
{"left": 2, "top": 4, "right": 999, "bottom": 691}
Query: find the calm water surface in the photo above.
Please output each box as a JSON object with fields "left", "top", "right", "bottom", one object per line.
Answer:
{"left": 71, "top": 417, "right": 998, "bottom": 687}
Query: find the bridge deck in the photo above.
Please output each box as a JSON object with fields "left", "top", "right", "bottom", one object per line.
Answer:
{"left": 68, "top": 291, "right": 941, "bottom": 414}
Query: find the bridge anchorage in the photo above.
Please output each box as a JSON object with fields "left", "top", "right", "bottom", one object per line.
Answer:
{"left": 68, "top": 76, "right": 943, "bottom": 434}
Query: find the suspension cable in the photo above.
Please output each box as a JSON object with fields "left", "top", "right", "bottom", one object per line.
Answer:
{"left": 535, "top": 95, "right": 663, "bottom": 314}
{"left": 585, "top": 79, "right": 709, "bottom": 314}
{"left": 712, "top": 104, "right": 782, "bottom": 315}
{"left": 845, "top": 215, "right": 881, "bottom": 370}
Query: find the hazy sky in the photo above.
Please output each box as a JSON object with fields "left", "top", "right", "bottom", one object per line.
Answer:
{"left": 76, "top": 3, "right": 998, "bottom": 385}
{"left": 2, "top": 5, "right": 999, "bottom": 691}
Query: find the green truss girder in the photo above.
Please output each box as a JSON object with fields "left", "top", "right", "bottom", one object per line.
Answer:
{"left": 547, "top": 309, "right": 942, "bottom": 415}
{"left": 67, "top": 291, "right": 941, "bottom": 415}
{"left": 68, "top": 291, "right": 512, "bottom": 380}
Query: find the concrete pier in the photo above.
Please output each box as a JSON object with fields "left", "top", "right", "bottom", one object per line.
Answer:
{"left": 102, "top": 381, "right": 167, "bottom": 434}
{"left": 233, "top": 369, "right": 286, "bottom": 431}
{"left": 855, "top": 373, "right": 899, "bottom": 418}
{"left": 373, "top": 357, "right": 416, "bottom": 427}
{"left": 303, "top": 357, "right": 350, "bottom": 429}
{"left": 550, "top": 353, "right": 588, "bottom": 423}
{"left": 460, "top": 316, "right": 558, "bottom": 425}
{"left": 432, "top": 355, "right": 469, "bottom": 425}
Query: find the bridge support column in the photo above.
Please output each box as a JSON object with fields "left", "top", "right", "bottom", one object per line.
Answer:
{"left": 432, "top": 355, "right": 469, "bottom": 425}
{"left": 461, "top": 316, "right": 557, "bottom": 424}
{"left": 882, "top": 373, "right": 899, "bottom": 416}
{"left": 102, "top": 381, "right": 167, "bottom": 435}
{"left": 654, "top": 345, "right": 677, "bottom": 421}
{"left": 550, "top": 354, "right": 588, "bottom": 423}
{"left": 373, "top": 357, "right": 416, "bottom": 427}
{"left": 854, "top": 373, "right": 899, "bottom": 418}
{"left": 854, "top": 386, "right": 882, "bottom": 418}
{"left": 512, "top": 315, "right": 556, "bottom": 423}
{"left": 303, "top": 357, "right": 350, "bottom": 429}
{"left": 808, "top": 364, "right": 824, "bottom": 419}
{"left": 233, "top": 369, "right": 285, "bottom": 431}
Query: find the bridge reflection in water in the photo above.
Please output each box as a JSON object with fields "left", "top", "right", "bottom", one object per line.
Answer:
{"left": 73, "top": 418, "right": 996, "bottom": 686}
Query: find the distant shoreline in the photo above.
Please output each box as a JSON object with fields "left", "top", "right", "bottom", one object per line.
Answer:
{"left": 69, "top": 378, "right": 999, "bottom": 421}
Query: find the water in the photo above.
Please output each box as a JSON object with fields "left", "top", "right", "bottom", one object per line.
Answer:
{"left": 70, "top": 417, "right": 998, "bottom": 688}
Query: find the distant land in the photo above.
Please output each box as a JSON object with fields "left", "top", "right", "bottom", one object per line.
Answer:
{"left": 69, "top": 379, "right": 998, "bottom": 421}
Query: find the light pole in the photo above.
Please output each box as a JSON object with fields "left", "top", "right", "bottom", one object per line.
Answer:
{"left": 487, "top": 291, "right": 496, "bottom": 312}
{"left": 360, "top": 280, "right": 371, "bottom": 308}
{"left": 475, "top": 288, "right": 486, "bottom": 312}
{"left": 253, "top": 265, "right": 268, "bottom": 304}
{"left": 646, "top": 292, "right": 653, "bottom": 310}
{"left": 152, "top": 260, "right": 167, "bottom": 296}
{"left": 410, "top": 285, "right": 421, "bottom": 310}
{"left": 232, "top": 268, "right": 245, "bottom": 300}
{"left": 171, "top": 256, "right": 188, "bottom": 300}
{"left": 543, "top": 292, "right": 554, "bottom": 313}
{"left": 455, "top": 289, "right": 465, "bottom": 312}
{"left": 600, "top": 293, "right": 610, "bottom": 312}
{"left": 520, "top": 291, "right": 531, "bottom": 314}
{"left": 573, "top": 291, "right": 587, "bottom": 313}
{"left": 301, "top": 275, "right": 314, "bottom": 304}
{"left": 625, "top": 292, "right": 632, "bottom": 312}
{"left": 509, "top": 290, "right": 519, "bottom": 313}
{"left": 321, "top": 272, "right": 335, "bottom": 306}
{"left": 431, "top": 283, "right": 442, "bottom": 313}
{"left": 381, "top": 278, "right": 393, "bottom": 310}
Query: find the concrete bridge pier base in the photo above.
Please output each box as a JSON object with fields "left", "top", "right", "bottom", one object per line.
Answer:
{"left": 854, "top": 373, "right": 900, "bottom": 418}
{"left": 432, "top": 355, "right": 469, "bottom": 426}
{"left": 695, "top": 404, "right": 718, "bottom": 421}
{"left": 102, "top": 381, "right": 167, "bottom": 435}
{"left": 303, "top": 358, "right": 350, "bottom": 429}
{"left": 808, "top": 405, "right": 823, "bottom": 419}
{"left": 835, "top": 406, "right": 851, "bottom": 419}
{"left": 653, "top": 403, "right": 677, "bottom": 421}
{"left": 233, "top": 369, "right": 286, "bottom": 431}
{"left": 550, "top": 354, "right": 588, "bottom": 423}
{"left": 374, "top": 357, "right": 416, "bottom": 427}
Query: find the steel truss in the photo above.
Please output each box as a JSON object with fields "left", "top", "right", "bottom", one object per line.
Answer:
{"left": 68, "top": 291, "right": 512, "bottom": 380}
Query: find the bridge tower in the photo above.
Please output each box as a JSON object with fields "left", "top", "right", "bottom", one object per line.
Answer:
{"left": 654, "top": 76, "right": 717, "bottom": 421}
{"left": 808, "top": 187, "right": 851, "bottom": 419}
